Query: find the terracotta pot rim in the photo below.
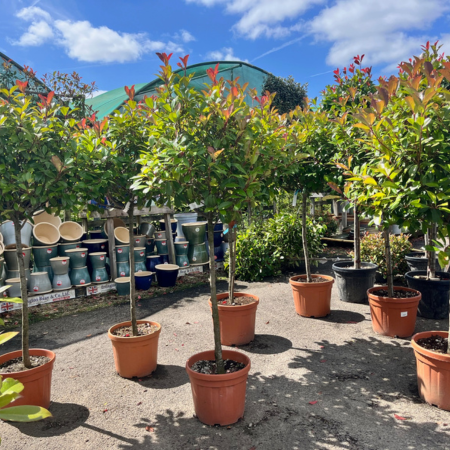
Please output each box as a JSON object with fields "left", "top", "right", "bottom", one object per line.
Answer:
{"left": 367, "top": 286, "right": 421, "bottom": 303}
{"left": 108, "top": 320, "right": 161, "bottom": 343}
{"left": 0, "top": 349, "right": 55, "bottom": 377}
{"left": 186, "top": 349, "right": 251, "bottom": 382}
{"left": 289, "top": 274, "right": 334, "bottom": 286}
{"left": 210, "top": 292, "right": 260, "bottom": 310}
{"left": 411, "top": 331, "right": 450, "bottom": 362}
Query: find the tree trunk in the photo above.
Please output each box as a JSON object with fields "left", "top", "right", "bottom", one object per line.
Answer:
{"left": 353, "top": 202, "right": 361, "bottom": 270}
{"left": 228, "top": 226, "right": 236, "bottom": 302}
{"left": 208, "top": 213, "right": 224, "bottom": 374}
{"left": 128, "top": 204, "right": 138, "bottom": 336}
{"left": 13, "top": 218, "right": 31, "bottom": 369}
{"left": 427, "top": 225, "right": 437, "bottom": 280}
{"left": 64, "top": 210, "right": 71, "bottom": 222}
{"left": 302, "top": 191, "right": 312, "bottom": 283}
{"left": 384, "top": 228, "right": 394, "bottom": 298}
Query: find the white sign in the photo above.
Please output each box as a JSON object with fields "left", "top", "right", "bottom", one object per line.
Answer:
{"left": 400, "top": 311, "right": 408, "bottom": 317}
{"left": 86, "top": 282, "right": 116, "bottom": 296}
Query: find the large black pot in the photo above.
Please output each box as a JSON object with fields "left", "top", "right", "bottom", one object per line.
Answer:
{"left": 332, "top": 261, "right": 378, "bottom": 304}
{"left": 405, "top": 271, "right": 450, "bottom": 319}
{"left": 405, "top": 252, "right": 441, "bottom": 272}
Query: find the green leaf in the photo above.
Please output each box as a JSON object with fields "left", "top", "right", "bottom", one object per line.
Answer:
{"left": 0, "top": 378, "right": 24, "bottom": 395}
{"left": 0, "top": 405, "right": 52, "bottom": 422}
{"left": 0, "top": 332, "right": 19, "bottom": 345}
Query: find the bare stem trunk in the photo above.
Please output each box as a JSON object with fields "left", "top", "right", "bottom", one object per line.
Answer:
{"left": 128, "top": 204, "right": 138, "bottom": 336}
{"left": 208, "top": 213, "right": 224, "bottom": 374}
{"left": 228, "top": 226, "right": 236, "bottom": 303}
{"left": 64, "top": 210, "right": 71, "bottom": 222}
{"left": 302, "top": 192, "right": 312, "bottom": 283}
{"left": 427, "top": 225, "right": 437, "bottom": 280}
{"left": 13, "top": 218, "right": 31, "bottom": 369}
{"left": 384, "top": 228, "right": 394, "bottom": 298}
{"left": 354, "top": 202, "right": 361, "bottom": 270}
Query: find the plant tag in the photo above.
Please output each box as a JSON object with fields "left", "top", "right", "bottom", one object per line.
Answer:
{"left": 183, "top": 262, "right": 187, "bottom": 266}
{"left": 192, "top": 257, "right": 197, "bottom": 261}
{"left": 33, "top": 286, "right": 39, "bottom": 292}
{"left": 140, "top": 252, "right": 145, "bottom": 257}
{"left": 96, "top": 276, "right": 101, "bottom": 281}
{"left": 118, "top": 248, "right": 123, "bottom": 253}
{"left": 123, "top": 202, "right": 130, "bottom": 213}
{"left": 22, "top": 252, "right": 25, "bottom": 257}
{"left": 135, "top": 239, "right": 141, "bottom": 244}
{"left": 100, "top": 255, "right": 105, "bottom": 260}
{"left": 47, "top": 249, "right": 52, "bottom": 253}
{"left": 401, "top": 311, "right": 408, "bottom": 317}
{"left": 80, "top": 279, "right": 85, "bottom": 284}
{"left": 195, "top": 228, "right": 199, "bottom": 232}
{"left": 120, "top": 271, "right": 125, "bottom": 276}
{"left": 62, "top": 260, "right": 67, "bottom": 265}
{"left": 184, "top": 244, "right": 187, "bottom": 248}
{"left": 57, "top": 280, "right": 62, "bottom": 286}
{"left": 81, "top": 253, "right": 86, "bottom": 257}
{"left": 162, "top": 242, "right": 166, "bottom": 246}
{"left": 101, "top": 244, "right": 105, "bottom": 249}
{"left": 293, "top": 190, "right": 298, "bottom": 206}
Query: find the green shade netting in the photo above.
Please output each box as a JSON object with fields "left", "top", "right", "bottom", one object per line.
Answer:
{"left": 86, "top": 61, "right": 269, "bottom": 119}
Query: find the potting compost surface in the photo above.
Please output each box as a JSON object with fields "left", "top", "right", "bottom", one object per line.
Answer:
{"left": 303, "top": 276, "right": 328, "bottom": 283}
{"left": 221, "top": 296, "right": 256, "bottom": 306}
{"left": 112, "top": 323, "right": 160, "bottom": 337}
{"left": 0, "top": 356, "right": 50, "bottom": 373}
{"left": 371, "top": 289, "right": 418, "bottom": 298}
{"left": 190, "top": 359, "right": 245, "bottom": 374}
{"left": 416, "top": 335, "right": 449, "bottom": 354}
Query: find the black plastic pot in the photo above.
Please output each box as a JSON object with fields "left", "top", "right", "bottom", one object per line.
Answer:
{"left": 405, "top": 252, "right": 441, "bottom": 272}
{"left": 332, "top": 261, "right": 378, "bottom": 304}
{"left": 405, "top": 270, "right": 450, "bottom": 319}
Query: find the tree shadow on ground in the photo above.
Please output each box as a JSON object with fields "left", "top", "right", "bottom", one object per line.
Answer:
{"left": 237, "top": 334, "right": 292, "bottom": 355}
{"left": 318, "top": 310, "right": 367, "bottom": 324}
{"left": 127, "top": 364, "right": 189, "bottom": 390}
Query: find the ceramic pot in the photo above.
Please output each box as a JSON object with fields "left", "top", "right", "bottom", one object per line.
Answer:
{"left": 146, "top": 255, "right": 161, "bottom": 272}
{"left": 145, "top": 238, "right": 155, "bottom": 255}
{"left": 186, "top": 349, "right": 250, "bottom": 426}
{"left": 102, "top": 218, "right": 126, "bottom": 238}
{"left": 134, "top": 247, "right": 146, "bottom": 262}
{"left": 33, "top": 223, "right": 60, "bottom": 246}
{"left": 214, "top": 245, "right": 224, "bottom": 262}
{"left": 89, "top": 230, "right": 103, "bottom": 239}
{"left": 133, "top": 235, "right": 146, "bottom": 248}
{"left": 135, "top": 261, "right": 147, "bottom": 273}
{"left": 82, "top": 239, "right": 108, "bottom": 255}
{"left": 140, "top": 222, "right": 156, "bottom": 238}
{"left": 70, "top": 266, "right": 91, "bottom": 287}
{"left": 114, "top": 227, "right": 130, "bottom": 244}
{"left": 159, "top": 254, "right": 170, "bottom": 265}
{"left": 182, "top": 222, "right": 207, "bottom": 245}
{"left": 117, "top": 261, "right": 130, "bottom": 277}
{"left": 174, "top": 212, "right": 198, "bottom": 240}
{"left": 52, "top": 273, "right": 71, "bottom": 290}
{"left": 50, "top": 256, "right": 70, "bottom": 275}
{"left": 108, "top": 320, "right": 161, "bottom": 378}
{"left": 411, "top": 331, "right": 450, "bottom": 410}
{"left": 159, "top": 219, "right": 178, "bottom": 233}
{"left": 32, "top": 245, "right": 58, "bottom": 267}
{"left": 59, "top": 221, "right": 83, "bottom": 243}
{"left": 405, "top": 252, "right": 441, "bottom": 272}
{"left": 89, "top": 252, "right": 107, "bottom": 269}
{"left": 115, "top": 277, "right": 130, "bottom": 295}
{"left": 135, "top": 271, "right": 154, "bottom": 290}
{"left": 176, "top": 255, "right": 190, "bottom": 268}
{"left": 289, "top": 274, "right": 334, "bottom": 318}
{"left": 115, "top": 245, "right": 130, "bottom": 263}
{"left": 34, "top": 265, "right": 54, "bottom": 283}
{"left": 6, "top": 269, "right": 31, "bottom": 291}
{"left": 29, "top": 272, "right": 52, "bottom": 295}
{"left": 154, "top": 231, "right": 166, "bottom": 240}
{"left": 0, "top": 242, "right": 4, "bottom": 257}
{"left": 367, "top": 286, "right": 421, "bottom": 337}
{"left": 155, "top": 264, "right": 179, "bottom": 287}
{"left": 0, "top": 220, "right": 32, "bottom": 248}
{"left": 174, "top": 241, "right": 189, "bottom": 256}
{"left": 211, "top": 293, "right": 259, "bottom": 346}
{"left": 33, "top": 210, "right": 61, "bottom": 228}
{"left": 65, "top": 248, "right": 89, "bottom": 268}
{"left": 4, "top": 247, "right": 31, "bottom": 271}
{"left": 92, "top": 267, "right": 109, "bottom": 283}
{"left": 0, "top": 349, "right": 55, "bottom": 408}
{"left": 207, "top": 231, "right": 224, "bottom": 247}
{"left": 58, "top": 242, "right": 81, "bottom": 257}
{"left": 206, "top": 222, "right": 224, "bottom": 232}
{"left": 6, "top": 278, "right": 22, "bottom": 297}
{"left": 188, "top": 243, "right": 208, "bottom": 265}
{"left": 155, "top": 239, "right": 168, "bottom": 255}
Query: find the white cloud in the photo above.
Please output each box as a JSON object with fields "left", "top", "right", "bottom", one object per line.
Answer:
{"left": 16, "top": 6, "right": 52, "bottom": 23}
{"left": 13, "top": 20, "right": 54, "bottom": 46}
{"left": 180, "top": 30, "right": 195, "bottom": 43}
{"left": 206, "top": 47, "right": 248, "bottom": 62}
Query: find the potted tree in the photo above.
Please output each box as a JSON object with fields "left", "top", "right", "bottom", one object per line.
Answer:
{"left": 137, "top": 54, "right": 289, "bottom": 425}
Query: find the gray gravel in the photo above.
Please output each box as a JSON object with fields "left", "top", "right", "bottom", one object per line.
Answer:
{"left": 2, "top": 265, "right": 450, "bottom": 450}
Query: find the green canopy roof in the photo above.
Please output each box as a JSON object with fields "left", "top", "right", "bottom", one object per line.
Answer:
{"left": 86, "top": 61, "right": 269, "bottom": 119}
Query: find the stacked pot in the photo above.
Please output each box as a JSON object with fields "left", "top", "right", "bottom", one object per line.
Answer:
{"left": 207, "top": 222, "right": 225, "bottom": 262}
{"left": 90, "top": 252, "right": 109, "bottom": 284}
{"left": 174, "top": 241, "right": 190, "bottom": 268}
{"left": 50, "top": 256, "right": 71, "bottom": 290}
{"left": 182, "top": 222, "right": 208, "bottom": 266}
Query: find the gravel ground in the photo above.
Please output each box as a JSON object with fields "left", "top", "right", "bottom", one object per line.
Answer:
{"left": 1, "top": 262, "right": 450, "bottom": 450}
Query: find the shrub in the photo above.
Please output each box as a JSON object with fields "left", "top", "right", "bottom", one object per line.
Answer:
{"left": 355, "top": 233, "right": 412, "bottom": 279}
{"left": 227, "top": 213, "right": 327, "bottom": 281}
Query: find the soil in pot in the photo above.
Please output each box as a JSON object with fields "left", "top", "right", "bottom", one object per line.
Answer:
{"left": 371, "top": 289, "right": 419, "bottom": 298}
{"left": 219, "top": 295, "right": 257, "bottom": 306}
{"left": 416, "top": 334, "right": 448, "bottom": 353}
{"left": 0, "top": 355, "right": 50, "bottom": 373}
{"left": 111, "top": 322, "right": 159, "bottom": 337}
{"left": 190, "top": 359, "right": 246, "bottom": 374}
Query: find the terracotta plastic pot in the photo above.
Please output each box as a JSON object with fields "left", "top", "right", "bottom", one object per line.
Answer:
{"left": 92, "top": 267, "right": 109, "bottom": 283}
{"left": 65, "top": 248, "right": 89, "bottom": 268}
{"left": 89, "top": 252, "right": 107, "bottom": 269}
{"left": 33, "top": 222, "right": 60, "bottom": 246}
{"left": 114, "top": 227, "right": 130, "bottom": 244}
{"left": 176, "top": 255, "right": 190, "bottom": 268}
{"left": 140, "top": 222, "right": 156, "bottom": 238}
{"left": 32, "top": 245, "right": 58, "bottom": 267}
{"left": 174, "top": 241, "right": 189, "bottom": 256}
{"left": 102, "top": 218, "right": 126, "bottom": 237}
{"left": 411, "top": 331, "right": 450, "bottom": 410}
{"left": 108, "top": 320, "right": 161, "bottom": 378}
{"left": 82, "top": 239, "right": 107, "bottom": 255}
{"left": 70, "top": 266, "right": 91, "bottom": 287}
{"left": 188, "top": 243, "right": 208, "bottom": 265}
{"left": 186, "top": 349, "right": 251, "bottom": 426}
{"left": 146, "top": 255, "right": 161, "bottom": 272}
{"left": 29, "top": 272, "right": 52, "bottom": 295}
{"left": 4, "top": 247, "right": 31, "bottom": 271}
{"left": 52, "top": 273, "right": 71, "bottom": 290}
{"left": 58, "top": 242, "right": 81, "bottom": 257}
{"left": 0, "top": 220, "right": 32, "bottom": 248}
{"left": 367, "top": 286, "right": 421, "bottom": 337}
{"left": 135, "top": 271, "right": 154, "bottom": 290}
{"left": 210, "top": 293, "right": 259, "bottom": 346}
{"left": 289, "top": 274, "right": 334, "bottom": 317}
{"left": 0, "top": 349, "right": 55, "bottom": 408}
{"left": 117, "top": 261, "right": 130, "bottom": 277}
{"left": 115, "top": 245, "right": 130, "bottom": 263}
{"left": 155, "top": 264, "right": 179, "bottom": 287}
{"left": 182, "top": 222, "right": 207, "bottom": 245}
{"left": 50, "top": 256, "right": 70, "bottom": 275}
{"left": 33, "top": 210, "right": 62, "bottom": 228}
{"left": 115, "top": 277, "right": 130, "bottom": 295}
{"left": 59, "top": 221, "right": 83, "bottom": 243}
{"left": 155, "top": 239, "right": 168, "bottom": 255}
{"left": 159, "top": 219, "right": 178, "bottom": 233}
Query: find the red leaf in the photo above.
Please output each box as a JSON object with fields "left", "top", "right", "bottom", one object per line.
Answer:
{"left": 46, "top": 91, "right": 54, "bottom": 105}
{"left": 394, "top": 414, "right": 407, "bottom": 420}
{"left": 15, "top": 80, "right": 28, "bottom": 93}
{"left": 145, "top": 426, "right": 154, "bottom": 432}
{"left": 103, "top": 409, "right": 108, "bottom": 413}
{"left": 309, "top": 401, "right": 318, "bottom": 405}
{"left": 320, "top": 345, "right": 325, "bottom": 349}
{"left": 179, "top": 55, "right": 189, "bottom": 69}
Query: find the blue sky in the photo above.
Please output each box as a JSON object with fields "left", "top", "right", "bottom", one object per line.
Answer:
{"left": 1, "top": 0, "right": 450, "bottom": 100}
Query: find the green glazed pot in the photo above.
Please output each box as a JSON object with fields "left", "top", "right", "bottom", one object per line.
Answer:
{"left": 65, "top": 248, "right": 89, "bottom": 269}
{"left": 58, "top": 242, "right": 81, "bottom": 257}
{"left": 115, "top": 277, "right": 130, "bottom": 296}
{"left": 134, "top": 247, "right": 146, "bottom": 263}
{"left": 92, "top": 267, "right": 109, "bottom": 283}
{"left": 155, "top": 239, "right": 168, "bottom": 255}
{"left": 145, "top": 238, "right": 155, "bottom": 254}
{"left": 32, "top": 245, "right": 58, "bottom": 267}
{"left": 182, "top": 222, "right": 206, "bottom": 245}
{"left": 115, "top": 245, "right": 130, "bottom": 263}
{"left": 34, "top": 265, "right": 54, "bottom": 283}
{"left": 176, "top": 254, "right": 190, "bottom": 268}
{"left": 174, "top": 241, "right": 189, "bottom": 256}
{"left": 69, "top": 266, "right": 91, "bottom": 287}
{"left": 188, "top": 242, "right": 208, "bottom": 265}
{"left": 117, "top": 261, "right": 130, "bottom": 278}
{"left": 134, "top": 261, "right": 147, "bottom": 273}
{"left": 89, "top": 252, "right": 107, "bottom": 269}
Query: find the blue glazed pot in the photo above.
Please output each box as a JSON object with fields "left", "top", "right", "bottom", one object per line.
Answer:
{"left": 206, "top": 231, "right": 223, "bottom": 247}
{"left": 89, "top": 230, "right": 103, "bottom": 239}
{"left": 214, "top": 245, "right": 224, "bottom": 262}
{"left": 159, "top": 219, "right": 178, "bottom": 233}
{"left": 52, "top": 273, "right": 71, "bottom": 290}
{"left": 135, "top": 271, "right": 154, "bottom": 290}
{"left": 155, "top": 239, "right": 168, "bottom": 255}
{"left": 159, "top": 254, "right": 170, "bottom": 265}
{"left": 146, "top": 255, "right": 161, "bottom": 272}
{"left": 145, "top": 238, "right": 155, "bottom": 255}
{"left": 176, "top": 254, "right": 190, "bottom": 268}
{"left": 117, "top": 261, "right": 130, "bottom": 277}
{"left": 115, "top": 277, "right": 130, "bottom": 296}
{"left": 91, "top": 266, "right": 109, "bottom": 283}
{"left": 206, "top": 222, "right": 224, "bottom": 232}
{"left": 134, "top": 261, "right": 147, "bottom": 273}
{"left": 70, "top": 266, "right": 91, "bottom": 287}
{"left": 155, "top": 264, "right": 179, "bottom": 287}
{"left": 58, "top": 242, "right": 81, "bottom": 257}
{"left": 65, "top": 248, "right": 89, "bottom": 268}
{"left": 89, "top": 252, "right": 107, "bottom": 269}
{"left": 32, "top": 245, "right": 59, "bottom": 267}
{"left": 82, "top": 239, "right": 108, "bottom": 255}
{"left": 115, "top": 245, "right": 130, "bottom": 263}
